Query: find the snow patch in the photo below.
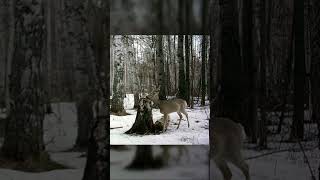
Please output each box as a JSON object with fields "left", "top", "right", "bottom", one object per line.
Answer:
{"left": 111, "top": 146, "right": 209, "bottom": 180}
{"left": 123, "top": 94, "right": 134, "bottom": 109}
{"left": 0, "top": 152, "right": 85, "bottom": 180}
{"left": 44, "top": 102, "right": 78, "bottom": 152}
{"left": 110, "top": 105, "right": 210, "bottom": 145}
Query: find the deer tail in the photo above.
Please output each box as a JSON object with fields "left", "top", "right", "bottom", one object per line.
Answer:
{"left": 238, "top": 123, "right": 247, "bottom": 141}
{"left": 184, "top": 100, "right": 188, "bottom": 108}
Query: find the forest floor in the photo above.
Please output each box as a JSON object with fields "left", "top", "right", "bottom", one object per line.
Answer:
{"left": 110, "top": 104, "right": 210, "bottom": 145}
{"left": 111, "top": 145, "right": 210, "bottom": 180}
{"left": 0, "top": 103, "right": 85, "bottom": 180}
{"left": 0, "top": 101, "right": 319, "bottom": 179}
{"left": 111, "top": 143, "right": 319, "bottom": 180}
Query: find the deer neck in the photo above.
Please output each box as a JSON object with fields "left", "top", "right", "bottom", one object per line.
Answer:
{"left": 149, "top": 96, "right": 160, "bottom": 105}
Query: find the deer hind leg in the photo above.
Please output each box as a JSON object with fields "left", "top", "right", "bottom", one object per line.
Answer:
{"left": 166, "top": 115, "right": 170, "bottom": 129}
{"left": 165, "top": 114, "right": 170, "bottom": 131}
{"left": 176, "top": 112, "right": 183, "bottom": 129}
{"left": 228, "top": 153, "right": 250, "bottom": 180}
{"left": 214, "top": 155, "right": 232, "bottom": 180}
{"left": 181, "top": 109, "right": 189, "bottom": 128}
{"left": 163, "top": 114, "right": 168, "bottom": 131}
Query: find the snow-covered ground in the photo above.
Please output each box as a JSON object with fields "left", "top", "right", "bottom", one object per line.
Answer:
{"left": 0, "top": 152, "right": 85, "bottom": 180}
{"left": 111, "top": 145, "right": 209, "bottom": 180}
{"left": 123, "top": 94, "right": 135, "bottom": 109}
{"left": 111, "top": 144, "right": 319, "bottom": 180}
{"left": 0, "top": 103, "right": 85, "bottom": 180}
{"left": 110, "top": 105, "right": 210, "bottom": 145}
{"left": 0, "top": 102, "right": 319, "bottom": 180}
{"left": 1, "top": 102, "right": 78, "bottom": 152}
{"left": 44, "top": 103, "right": 78, "bottom": 152}
{"left": 211, "top": 146, "right": 319, "bottom": 180}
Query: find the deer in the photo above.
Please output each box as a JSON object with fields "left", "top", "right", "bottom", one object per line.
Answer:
{"left": 146, "top": 87, "right": 189, "bottom": 131}
{"left": 212, "top": 117, "right": 250, "bottom": 180}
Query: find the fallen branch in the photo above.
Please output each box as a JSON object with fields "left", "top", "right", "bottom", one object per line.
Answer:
{"left": 245, "top": 147, "right": 317, "bottom": 161}
{"left": 245, "top": 149, "right": 291, "bottom": 160}
{"left": 297, "top": 141, "right": 316, "bottom": 180}
{"left": 110, "top": 126, "right": 123, "bottom": 130}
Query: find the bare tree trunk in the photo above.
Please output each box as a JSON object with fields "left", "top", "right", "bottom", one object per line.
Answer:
{"left": 157, "top": 35, "right": 166, "bottom": 100}
{"left": 310, "top": 0, "right": 320, "bottom": 148}
{"left": 290, "top": 0, "right": 305, "bottom": 140}
{"left": 111, "top": 35, "right": 126, "bottom": 115}
{"left": 173, "top": 36, "right": 178, "bottom": 93}
{"left": 126, "top": 98, "right": 155, "bottom": 134}
{"left": 166, "top": 35, "right": 172, "bottom": 95}
{"left": 177, "top": 1, "right": 186, "bottom": 100}
{"left": 177, "top": 35, "right": 186, "bottom": 100}
{"left": 184, "top": 0, "right": 191, "bottom": 105}
{"left": 277, "top": 13, "right": 294, "bottom": 134}
{"left": 0, "top": 1, "right": 8, "bottom": 109}
{"left": 4, "top": 0, "right": 15, "bottom": 113}
{"left": 241, "top": 0, "right": 258, "bottom": 143}
{"left": 209, "top": 0, "right": 216, "bottom": 176}
{"left": 201, "top": 0, "right": 209, "bottom": 107}
{"left": 2, "top": 0, "right": 47, "bottom": 161}
{"left": 215, "top": 0, "right": 242, "bottom": 121}
{"left": 185, "top": 35, "right": 190, "bottom": 105}
{"left": 201, "top": 35, "right": 207, "bottom": 106}
{"left": 46, "top": 0, "right": 57, "bottom": 100}
{"left": 75, "top": 91, "right": 94, "bottom": 149}
{"left": 256, "top": 0, "right": 268, "bottom": 148}
{"left": 82, "top": 1, "right": 109, "bottom": 179}
{"left": 190, "top": 36, "right": 195, "bottom": 108}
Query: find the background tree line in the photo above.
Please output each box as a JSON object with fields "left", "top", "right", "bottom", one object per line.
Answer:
{"left": 110, "top": 35, "right": 210, "bottom": 115}
{"left": 209, "top": 0, "right": 320, "bottom": 147}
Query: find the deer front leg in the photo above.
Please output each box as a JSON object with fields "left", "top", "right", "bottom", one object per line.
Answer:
{"left": 176, "top": 112, "right": 183, "bottom": 129}
{"left": 214, "top": 155, "right": 232, "bottom": 180}
{"left": 181, "top": 109, "right": 189, "bottom": 128}
{"left": 228, "top": 154, "right": 250, "bottom": 180}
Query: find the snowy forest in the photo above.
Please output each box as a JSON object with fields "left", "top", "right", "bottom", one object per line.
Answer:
{"left": 0, "top": 0, "right": 319, "bottom": 180}
{"left": 110, "top": 35, "right": 210, "bottom": 145}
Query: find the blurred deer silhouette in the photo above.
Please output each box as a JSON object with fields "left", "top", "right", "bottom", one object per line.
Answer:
{"left": 212, "top": 117, "right": 250, "bottom": 180}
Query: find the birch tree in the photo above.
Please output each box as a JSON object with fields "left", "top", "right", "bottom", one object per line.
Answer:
{"left": 185, "top": 35, "right": 191, "bottom": 105}
{"left": 111, "top": 35, "right": 126, "bottom": 115}
{"left": 82, "top": 0, "right": 109, "bottom": 179}
{"left": 1, "top": 0, "right": 47, "bottom": 161}
{"left": 157, "top": 35, "right": 166, "bottom": 100}
{"left": 177, "top": 0, "right": 187, "bottom": 100}
{"left": 201, "top": 35, "right": 207, "bottom": 106}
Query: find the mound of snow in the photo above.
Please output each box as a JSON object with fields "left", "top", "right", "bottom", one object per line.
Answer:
{"left": 123, "top": 94, "right": 134, "bottom": 109}
{"left": 44, "top": 103, "right": 77, "bottom": 152}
